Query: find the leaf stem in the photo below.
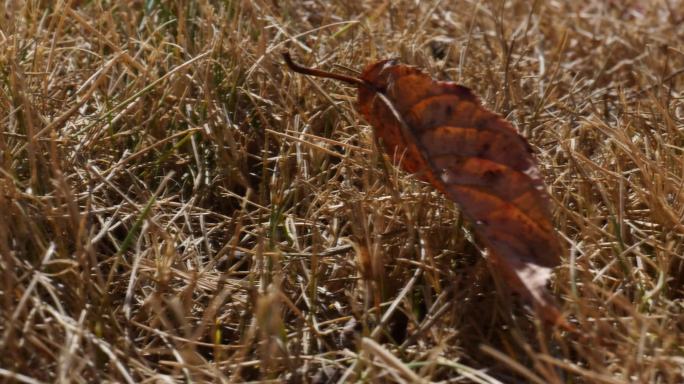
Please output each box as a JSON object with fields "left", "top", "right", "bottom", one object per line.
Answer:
{"left": 282, "top": 52, "right": 368, "bottom": 88}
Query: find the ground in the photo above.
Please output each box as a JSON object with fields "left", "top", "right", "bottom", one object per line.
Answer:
{"left": 1, "top": 1, "right": 684, "bottom": 383}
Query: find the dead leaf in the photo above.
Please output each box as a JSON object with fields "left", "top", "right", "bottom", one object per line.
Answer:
{"left": 283, "top": 52, "right": 568, "bottom": 327}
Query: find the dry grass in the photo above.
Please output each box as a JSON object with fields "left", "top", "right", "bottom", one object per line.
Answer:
{"left": 1, "top": 0, "right": 684, "bottom": 383}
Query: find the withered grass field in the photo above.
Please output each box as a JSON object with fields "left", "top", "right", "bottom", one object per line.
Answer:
{"left": 2, "top": 1, "right": 684, "bottom": 383}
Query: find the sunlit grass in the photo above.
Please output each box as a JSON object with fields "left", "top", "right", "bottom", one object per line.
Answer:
{"left": 1, "top": 1, "right": 683, "bottom": 382}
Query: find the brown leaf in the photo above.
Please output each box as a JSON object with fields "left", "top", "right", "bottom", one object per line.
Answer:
{"left": 284, "top": 53, "right": 567, "bottom": 327}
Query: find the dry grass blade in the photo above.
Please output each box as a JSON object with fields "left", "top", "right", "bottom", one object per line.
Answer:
{"left": 362, "top": 337, "right": 427, "bottom": 384}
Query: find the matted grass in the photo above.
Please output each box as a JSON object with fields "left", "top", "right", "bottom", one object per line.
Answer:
{"left": 1, "top": 1, "right": 683, "bottom": 382}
